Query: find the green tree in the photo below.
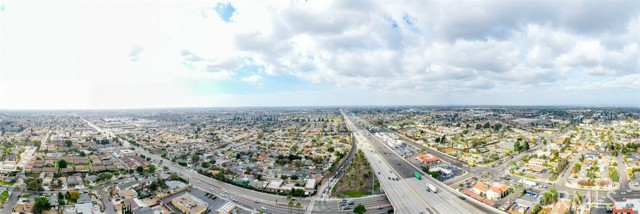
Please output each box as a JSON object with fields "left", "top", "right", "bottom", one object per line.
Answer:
{"left": 532, "top": 204, "right": 541, "bottom": 214}
{"left": 64, "top": 139, "right": 72, "bottom": 147}
{"left": 58, "top": 160, "right": 68, "bottom": 168}
{"left": 514, "top": 141, "right": 520, "bottom": 153}
{"left": 149, "top": 181, "right": 159, "bottom": 191}
{"left": 421, "top": 166, "right": 429, "bottom": 173}
{"left": 34, "top": 196, "right": 51, "bottom": 214}
{"left": 67, "top": 190, "right": 80, "bottom": 202}
{"left": 136, "top": 166, "right": 144, "bottom": 173}
{"left": 201, "top": 162, "right": 210, "bottom": 168}
{"left": 97, "top": 172, "right": 113, "bottom": 181}
{"left": 354, "top": 204, "right": 366, "bottom": 214}
{"left": 26, "top": 178, "right": 43, "bottom": 191}
{"left": 148, "top": 165, "right": 157, "bottom": 173}
{"left": 610, "top": 169, "right": 620, "bottom": 182}
{"left": 524, "top": 141, "right": 530, "bottom": 150}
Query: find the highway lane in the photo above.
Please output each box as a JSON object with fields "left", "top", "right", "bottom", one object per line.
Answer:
{"left": 359, "top": 118, "right": 468, "bottom": 169}
{"left": 345, "top": 113, "right": 505, "bottom": 214}
{"left": 346, "top": 116, "right": 436, "bottom": 214}
{"left": 364, "top": 134, "right": 416, "bottom": 179}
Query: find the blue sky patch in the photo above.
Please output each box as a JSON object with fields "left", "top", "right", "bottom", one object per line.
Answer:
{"left": 215, "top": 2, "right": 236, "bottom": 22}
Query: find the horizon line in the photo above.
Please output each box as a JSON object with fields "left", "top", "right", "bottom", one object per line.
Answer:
{"left": 1, "top": 104, "right": 639, "bottom": 111}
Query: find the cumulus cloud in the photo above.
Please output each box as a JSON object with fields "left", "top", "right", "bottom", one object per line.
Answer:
{"left": 226, "top": 0, "right": 639, "bottom": 101}
{"left": 1, "top": 0, "right": 638, "bottom": 108}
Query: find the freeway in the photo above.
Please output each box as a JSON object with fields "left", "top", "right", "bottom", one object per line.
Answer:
{"left": 359, "top": 118, "right": 468, "bottom": 170}
{"left": 344, "top": 112, "right": 505, "bottom": 214}
{"left": 82, "top": 117, "right": 392, "bottom": 214}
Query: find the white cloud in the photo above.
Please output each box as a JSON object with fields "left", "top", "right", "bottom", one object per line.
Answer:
{"left": 241, "top": 74, "right": 263, "bottom": 83}
{"left": 0, "top": 0, "right": 638, "bottom": 108}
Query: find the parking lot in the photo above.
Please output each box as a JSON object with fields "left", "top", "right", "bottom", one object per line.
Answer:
{"left": 160, "top": 188, "right": 251, "bottom": 214}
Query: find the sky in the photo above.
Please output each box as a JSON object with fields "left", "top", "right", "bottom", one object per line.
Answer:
{"left": 0, "top": 0, "right": 638, "bottom": 109}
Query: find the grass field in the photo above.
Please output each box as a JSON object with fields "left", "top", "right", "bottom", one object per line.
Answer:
{"left": 0, "top": 191, "right": 8, "bottom": 202}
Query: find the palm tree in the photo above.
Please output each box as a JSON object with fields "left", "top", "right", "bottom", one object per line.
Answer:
{"left": 287, "top": 195, "right": 293, "bottom": 213}
{"left": 296, "top": 202, "right": 302, "bottom": 214}
{"left": 288, "top": 201, "right": 294, "bottom": 214}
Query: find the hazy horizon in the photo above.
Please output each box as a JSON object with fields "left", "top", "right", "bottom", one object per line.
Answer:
{"left": 1, "top": 104, "right": 639, "bottom": 111}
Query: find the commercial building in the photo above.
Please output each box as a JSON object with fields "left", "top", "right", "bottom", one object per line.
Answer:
{"left": 471, "top": 182, "right": 509, "bottom": 200}
{"left": 417, "top": 154, "right": 439, "bottom": 165}
{"left": 171, "top": 193, "right": 209, "bottom": 214}
{"left": 612, "top": 198, "right": 640, "bottom": 214}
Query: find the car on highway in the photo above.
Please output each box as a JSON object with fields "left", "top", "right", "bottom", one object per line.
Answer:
{"left": 388, "top": 177, "right": 391, "bottom": 180}
{"left": 459, "top": 196, "right": 465, "bottom": 200}
{"left": 261, "top": 206, "right": 267, "bottom": 210}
